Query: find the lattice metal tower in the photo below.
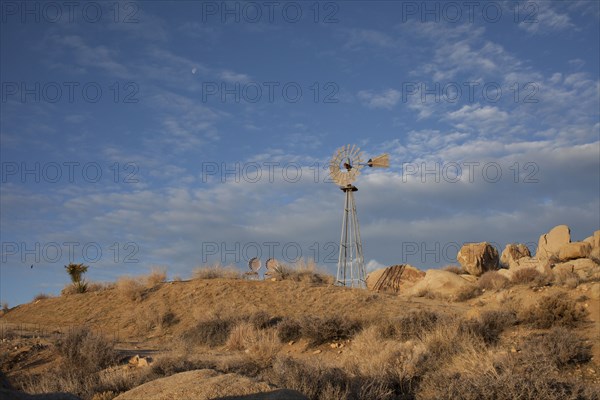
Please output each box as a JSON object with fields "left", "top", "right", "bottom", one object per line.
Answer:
{"left": 329, "top": 145, "right": 389, "bottom": 288}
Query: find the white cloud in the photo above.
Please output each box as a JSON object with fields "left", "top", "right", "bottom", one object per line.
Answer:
{"left": 357, "top": 89, "right": 400, "bottom": 109}
{"left": 519, "top": 2, "right": 575, "bottom": 34}
{"left": 366, "top": 259, "right": 385, "bottom": 272}
{"left": 219, "top": 70, "right": 252, "bottom": 83}
{"left": 343, "top": 28, "right": 395, "bottom": 50}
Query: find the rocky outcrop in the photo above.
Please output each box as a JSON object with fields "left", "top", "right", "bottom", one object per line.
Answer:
{"left": 553, "top": 258, "right": 600, "bottom": 281}
{"left": 457, "top": 242, "right": 499, "bottom": 276}
{"left": 405, "top": 269, "right": 476, "bottom": 298}
{"left": 557, "top": 242, "right": 592, "bottom": 261}
{"left": 366, "top": 265, "right": 424, "bottom": 293}
{"left": 114, "top": 369, "right": 307, "bottom": 400}
{"left": 536, "top": 225, "right": 570, "bottom": 260}
{"left": 583, "top": 230, "right": 600, "bottom": 260}
{"left": 500, "top": 244, "right": 531, "bottom": 268}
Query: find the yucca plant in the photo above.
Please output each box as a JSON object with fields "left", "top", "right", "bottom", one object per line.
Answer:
{"left": 65, "top": 263, "right": 88, "bottom": 284}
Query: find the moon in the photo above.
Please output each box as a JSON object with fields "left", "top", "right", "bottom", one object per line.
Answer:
{"left": 191, "top": 67, "right": 197, "bottom": 75}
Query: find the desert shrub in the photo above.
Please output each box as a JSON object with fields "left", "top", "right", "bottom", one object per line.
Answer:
{"left": 453, "top": 284, "right": 482, "bottom": 302}
{"left": 417, "top": 322, "right": 486, "bottom": 373}
{"left": 150, "top": 353, "right": 214, "bottom": 377}
{"left": 478, "top": 271, "right": 510, "bottom": 291}
{"left": 1, "top": 302, "right": 9, "bottom": 313}
{"left": 55, "top": 327, "right": 117, "bottom": 374}
{"left": 511, "top": 267, "right": 540, "bottom": 284}
{"left": 270, "top": 356, "right": 353, "bottom": 400}
{"left": 510, "top": 268, "right": 553, "bottom": 287}
{"left": 413, "top": 288, "right": 441, "bottom": 300}
{"left": 299, "top": 315, "right": 362, "bottom": 346}
{"left": 443, "top": 265, "right": 463, "bottom": 274}
{"left": 193, "top": 265, "right": 242, "bottom": 280}
{"left": 521, "top": 292, "right": 588, "bottom": 329}
{"left": 91, "top": 392, "right": 116, "bottom": 400}
{"left": 276, "top": 317, "right": 303, "bottom": 343}
{"left": 181, "top": 315, "right": 235, "bottom": 347}
{"left": 247, "top": 311, "right": 280, "bottom": 330}
{"left": 459, "top": 310, "right": 517, "bottom": 345}
{"left": 226, "top": 321, "right": 257, "bottom": 351}
{"left": 553, "top": 269, "right": 580, "bottom": 289}
{"left": 143, "top": 267, "right": 167, "bottom": 287}
{"left": 116, "top": 276, "right": 145, "bottom": 301}
{"left": 243, "top": 329, "right": 282, "bottom": 369}
{"left": 418, "top": 351, "right": 599, "bottom": 400}
{"left": 61, "top": 281, "right": 89, "bottom": 295}
{"left": 521, "top": 327, "right": 592, "bottom": 369}
{"left": 134, "top": 304, "right": 178, "bottom": 332}
{"left": 377, "top": 310, "right": 443, "bottom": 341}
{"left": 268, "top": 259, "right": 334, "bottom": 285}
{"left": 343, "top": 325, "right": 423, "bottom": 395}
{"left": 87, "top": 282, "right": 114, "bottom": 293}
{"left": 33, "top": 293, "right": 51, "bottom": 301}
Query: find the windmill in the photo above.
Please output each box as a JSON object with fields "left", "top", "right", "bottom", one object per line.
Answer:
{"left": 329, "top": 145, "right": 389, "bottom": 288}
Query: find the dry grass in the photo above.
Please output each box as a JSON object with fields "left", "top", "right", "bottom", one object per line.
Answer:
{"left": 522, "top": 327, "right": 592, "bottom": 368}
{"left": 116, "top": 276, "right": 145, "bottom": 302}
{"left": 55, "top": 327, "right": 117, "bottom": 375}
{"left": 417, "top": 349, "right": 597, "bottom": 400}
{"left": 116, "top": 269, "right": 167, "bottom": 302}
{"left": 33, "top": 293, "right": 52, "bottom": 301}
{"left": 143, "top": 267, "right": 167, "bottom": 287}
{"left": 133, "top": 304, "right": 178, "bottom": 332}
{"left": 520, "top": 292, "right": 588, "bottom": 329}
{"left": 61, "top": 281, "right": 89, "bottom": 295}
{"left": 376, "top": 310, "right": 443, "bottom": 341}
{"left": 268, "top": 259, "right": 334, "bottom": 285}
{"left": 453, "top": 284, "right": 483, "bottom": 302}
{"left": 246, "top": 311, "right": 280, "bottom": 330}
{"left": 459, "top": 310, "right": 517, "bottom": 345}
{"left": 510, "top": 268, "right": 552, "bottom": 286}
{"left": 478, "top": 271, "right": 510, "bottom": 291}
{"left": 276, "top": 317, "right": 303, "bottom": 343}
{"left": 87, "top": 282, "right": 115, "bottom": 293}
{"left": 553, "top": 269, "right": 580, "bottom": 288}
{"left": 274, "top": 315, "right": 361, "bottom": 346}
{"left": 443, "top": 265, "right": 464, "bottom": 274}
{"left": 193, "top": 264, "right": 242, "bottom": 280}
{"left": 303, "top": 315, "right": 362, "bottom": 346}
{"left": 181, "top": 315, "right": 236, "bottom": 347}
{"left": 270, "top": 357, "right": 354, "bottom": 400}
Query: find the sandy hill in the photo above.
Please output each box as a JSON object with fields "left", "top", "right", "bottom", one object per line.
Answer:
{"left": 1, "top": 225, "right": 600, "bottom": 399}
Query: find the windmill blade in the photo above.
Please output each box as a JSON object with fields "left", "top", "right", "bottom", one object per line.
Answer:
{"left": 368, "top": 153, "right": 389, "bottom": 168}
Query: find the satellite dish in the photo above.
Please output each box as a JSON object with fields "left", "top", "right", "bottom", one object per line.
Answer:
{"left": 248, "top": 257, "right": 261, "bottom": 272}
{"left": 265, "top": 258, "right": 279, "bottom": 276}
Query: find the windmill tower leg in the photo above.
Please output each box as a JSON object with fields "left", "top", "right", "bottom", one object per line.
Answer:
{"left": 337, "top": 185, "right": 366, "bottom": 288}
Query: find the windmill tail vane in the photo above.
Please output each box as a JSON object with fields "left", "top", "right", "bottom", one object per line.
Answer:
{"left": 367, "top": 153, "right": 389, "bottom": 168}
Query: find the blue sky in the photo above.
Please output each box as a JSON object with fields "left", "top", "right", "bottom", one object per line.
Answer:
{"left": 1, "top": 0, "right": 599, "bottom": 306}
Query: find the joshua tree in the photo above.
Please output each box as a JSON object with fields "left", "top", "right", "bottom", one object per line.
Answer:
{"left": 65, "top": 263, "right": 89, "bottom": 293}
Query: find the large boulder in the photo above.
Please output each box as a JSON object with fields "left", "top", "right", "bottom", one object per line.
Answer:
{"left": 114, "top": 369, "right": 307, "bottom": 400}
{"left": 583, "top": 230, "right": 600, "bottom": 259}
{"left": 457, "top": 242, "right": 499, "bottom": 276}
{"left": 405, "top": 269, "right": 475, "bottom": 298}
{"left": 553, "top": 258, "right": 600, "bottom": 281}
{"left": 536, "top": 225, "right": 570, "bottom": 260}
{"left": 500, "top": 244, "right": 531, "bottom": 268}
{"left": 557, "top": 242, "right": 592, "bottom": 261}
{"left": 366, "top": 265, "right": 424, "bottom": 293}
{"left": 509, "top": 256, "right": 550, "bottom": 275}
